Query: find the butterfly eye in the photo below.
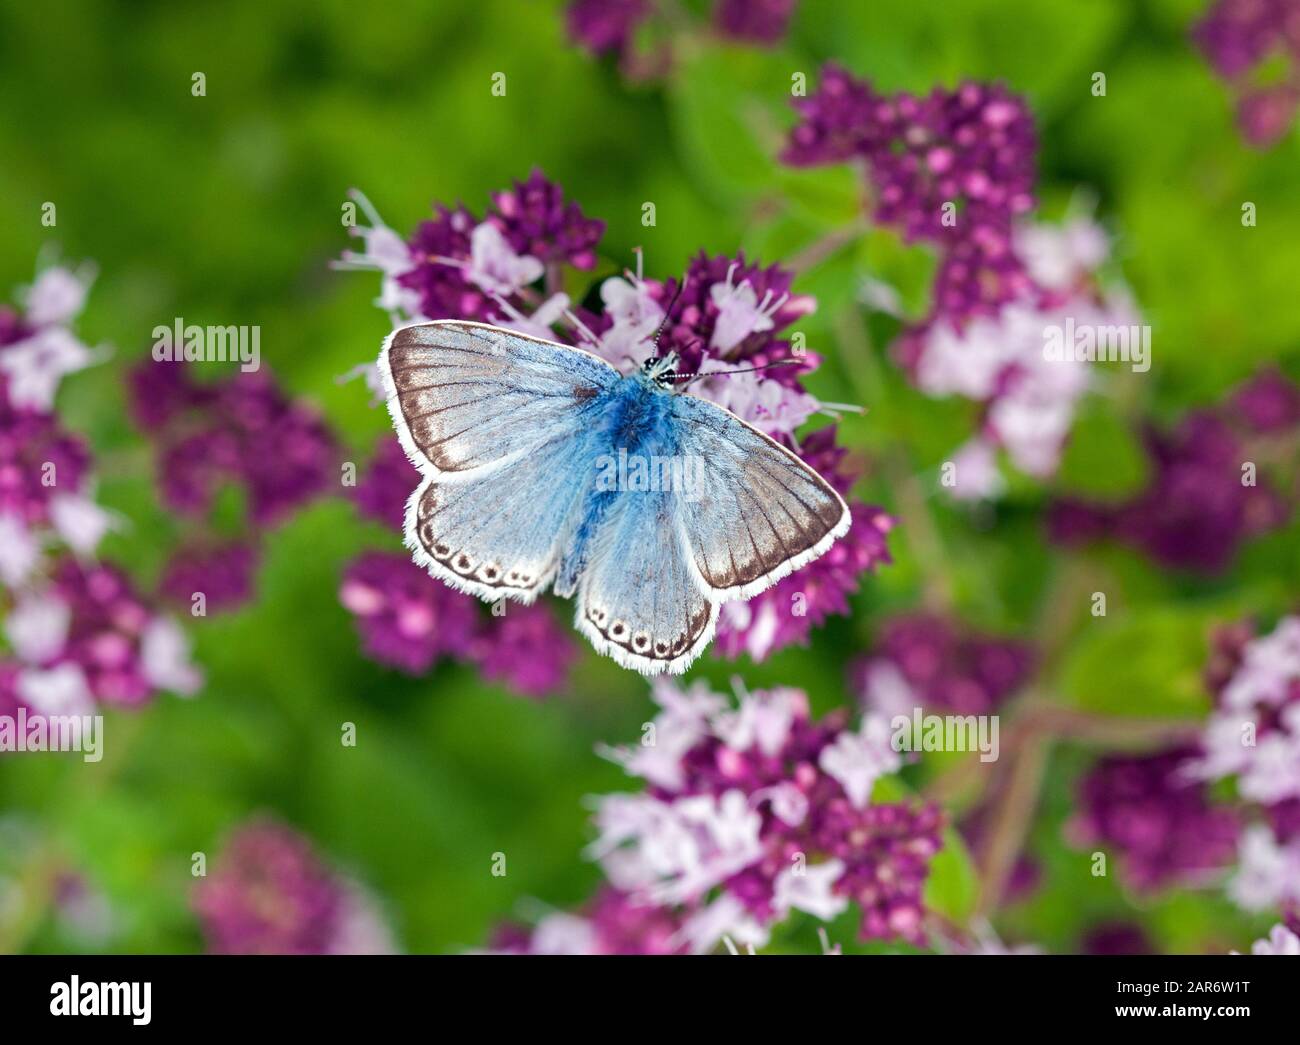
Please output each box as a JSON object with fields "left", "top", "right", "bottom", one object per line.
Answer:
{"left": 642, "top": 357, "right": 657, "bottom": 371}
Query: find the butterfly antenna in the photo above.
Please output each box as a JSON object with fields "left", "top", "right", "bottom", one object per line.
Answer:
{"left": 649, "top": 274, "right": 689, "bottom": 353}
{"left": 673, "top": 358, "right": 803, "bottom": 389}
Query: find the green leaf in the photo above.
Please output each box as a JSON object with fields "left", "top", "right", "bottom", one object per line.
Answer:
{"left": 858, "top": 228, "right": 937, "bottom": 320}
{"left": 1058, "top": 608, "right": 1214, "bottom": 718}
{"left": 926, "top": 829, "right": 980, "bottom": 925}
{"left": 668, "top": 48, "right": 780, "bottom": 201}
{"left": 1055, "top": 397, "right": 1149, "bottom": 499}
{"left": 775, "top": 165, "right": 864, "bottom": 227}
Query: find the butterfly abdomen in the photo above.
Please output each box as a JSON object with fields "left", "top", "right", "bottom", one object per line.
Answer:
{"left": 553, "top": 377, "right": 678, "bottom": 598}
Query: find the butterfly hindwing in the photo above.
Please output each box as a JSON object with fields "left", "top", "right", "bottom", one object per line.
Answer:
{"left": 406, "top": 442, "right": 602, "bottom": 603}
{"left": 382, "top": 321, "right": 619, "bottom": 603}
{"left": 381, "top": 320, "right": 620, "bottom": 476}
{"left": 668, "top": 393, "right": 851, "bottom": 602}
{"left": 576, "top": 490, "right": 718, "bottom": 675}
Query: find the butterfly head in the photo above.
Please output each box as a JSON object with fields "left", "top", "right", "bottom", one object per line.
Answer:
{"left": 640, "top": 352, "right": 681, "bottom": 389}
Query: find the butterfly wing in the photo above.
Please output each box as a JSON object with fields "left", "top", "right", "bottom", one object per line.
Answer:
{"left": 380, "top": 320, "right": 620, "bottom": 477}
{"left": 380, "top": 320, "right": 621, "bottom": 603}
{"left": 668, "top": 392, "right": 851, "bottom": 602}
{"left": 576, "top": 490, "right": 718, "bottom": 676}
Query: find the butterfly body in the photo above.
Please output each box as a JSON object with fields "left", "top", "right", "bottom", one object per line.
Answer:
{"left": 545, "top": 367, "right": 676, "bottom": 596}
{"left": 380, "top": 320, "right": 850, "bottom": 675}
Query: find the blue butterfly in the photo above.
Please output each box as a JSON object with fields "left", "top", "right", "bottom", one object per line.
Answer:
{"left": 379, "top": 320, "right": 851, "bottom": 675}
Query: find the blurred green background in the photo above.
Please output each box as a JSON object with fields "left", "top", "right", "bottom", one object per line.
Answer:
{"left": 0, "top": 0, "right": 1297, "bottom": 953}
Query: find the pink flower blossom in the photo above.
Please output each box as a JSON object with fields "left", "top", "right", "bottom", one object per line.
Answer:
{"left": 0, "top": 264, "right": 98, "bottom": 412}
{"left": 588, "top": 679, "right": 943, "bottom": 950}
{"left": 194, "top": 818, "right": 396, "bottom": 954}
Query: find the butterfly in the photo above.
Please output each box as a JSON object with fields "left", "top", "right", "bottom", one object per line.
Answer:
{"left": 378, "top": 320, "right": 850, "bottom": 675}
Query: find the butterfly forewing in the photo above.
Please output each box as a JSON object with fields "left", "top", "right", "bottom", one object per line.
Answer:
{"left": 382, "top": 321, "right": 619, "bottom": 475}
{"left": 668, "top": 393, "right": 851, "bottom": 602}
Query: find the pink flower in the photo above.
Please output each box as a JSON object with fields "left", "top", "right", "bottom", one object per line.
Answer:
{"left": 339, "top": 551, "right": 479, "bottom": 675}
{"left": 491, "top": 887, "right": 687, "bottom": 955}
{"left": 128, "top": 361, "right": 338, "bottom": 529}
{"left": 0, "top": 264, "right": 97, "bottom": 411}
{"left": 1192, "top": 617, "right": 1300, "bottom": 806}
{"left": 467, "top": 602, "right": 579, "bottom": 699}
{"left": 588, "top": 679, "right": 943, "bottom": 950}
{"left": 194, "top": 818, "right": 395, "bottom": 954}
{"left": 1244, "top": 923, "right": 1300, "bottom": 955}
{"left": 1193, "top": 0, "right": 1300, "bottom": 148}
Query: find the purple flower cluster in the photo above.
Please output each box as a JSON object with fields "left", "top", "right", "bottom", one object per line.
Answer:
{"left": 490, "top": 172, "right": 605, "bottom": 271}
{"left": 491, "top": 887, "right": 688, "bottom": 955}
{"left": 565, "top": 0, "right": 797, "bottom": 75}
{"left": 50, "top": 561, "right": 201, "bottom": 706}
{"left": 1049, "top": 369, "right": 1296, "bottom": 573}
{"left": 1068, "top": 746, "right": 1241, "bottom": 892}
{"left": 340, "top": 174, "right": 893, "bottom": 665}
{"left": 786, "top": 68, "right": 1037, "bottom": 325}
{"left": 589, "top": 680, "right": 943, "bottom": 950}
{"left": 468, "top": 600, "right": 580, "bottom": 697}
{"left": 0, "top": 265, "right": 97, "bottom": 413}
{"left": 785, "top": 68, "right": 1141, "bottom": 493}
{"left": 1192, "top": 616, "right": 1300, "bottom": 807}
{"left": 852, "top": 612, "right": 1035, "bottom": 717}
{"left": 646, "top": 251, "right": 815, "bottom": 383}
{"left": 193, "top": 818, "right": 395, "bottom": 954}
{"left": 128, "top": 362, "right": 338, "bottom": 529}
{"left": 338, "top": 551, "right": 478, "bottom": 675}
{"left": 339, "top": 169, "right": 602, "bottom": 331}
{"left": 338, "top": 550, "right": 577, "bottom": 698}
{"left": 1, "top": 262, "right": 202, "bottom": 718}
{"left": 2, "top": 560, "right": 202, "bottom": 719}
{"left": 158, "top": 543, "right": 259, "bottom": 614}
{"left": 1188, "top": 616, "right": 1300, "bottom": 917}
{"left": 1193, "top": 0, "right": 1300, "bottom": 147}
{"left": 0, "top": 266, "right": 108, "bottom": 586}
{"left": 0, "top": 386, "right": 92, "bottom": 533}
{"left": 340, "top": 437, "right": 579, "bottom": 698}
{"left": 127, "top": 359, "right": 339, "bottom": 614}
